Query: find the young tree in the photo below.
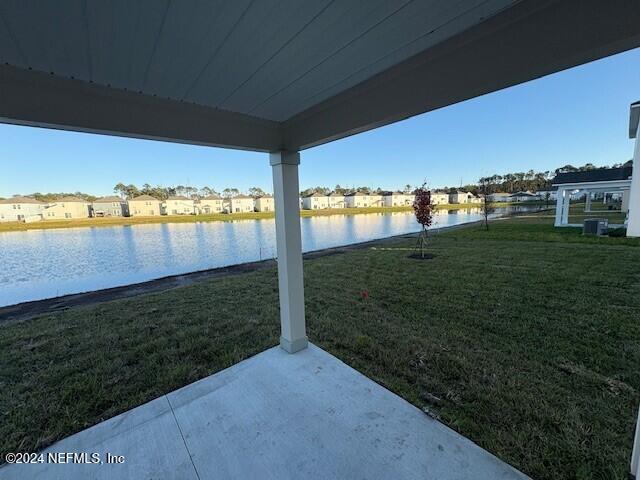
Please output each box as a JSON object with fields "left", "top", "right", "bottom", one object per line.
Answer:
{"left": 412, "top": 185, "right": 435, "bottom": 259}
{"left": 477, "top": 177, "right": 495, "bottom": 231}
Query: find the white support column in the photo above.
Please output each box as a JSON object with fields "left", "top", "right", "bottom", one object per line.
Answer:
{"left": 622, "top": 189, "right": 630, "bottom": 213}
{"left": 632, "top": 406, "right": 640, "bottom": 477}
{"left": 270, "top": 150, "right": 308, "bottom": 353}
{"left": 554, "top": 188, "right": 565, "bottom": 227}
{"left": 561, "top": 190, "right": 570, "bottom": 225}
{"left": 628, "top": 122, "right": 640, "bottom": 237}
{"left": 585, "top": 191, "right": 592, "bottom": 212}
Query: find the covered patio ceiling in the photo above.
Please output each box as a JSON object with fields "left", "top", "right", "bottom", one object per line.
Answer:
{"left": 1, "top": 0, "right": 640, "bottom": 152}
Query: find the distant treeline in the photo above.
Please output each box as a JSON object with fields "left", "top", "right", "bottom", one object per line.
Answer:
{"left": 469, "top": 160, "right": 632, "bottom": 195}
{"left": 6, "top": 160, "right": 631, "bottom": 202}
{"left": 111, "top": 184, "right": 270, "bottom": 200}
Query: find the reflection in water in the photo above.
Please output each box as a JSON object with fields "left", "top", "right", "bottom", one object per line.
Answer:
{"left": 0, "top": 207, "right": 536, "bottom": 306}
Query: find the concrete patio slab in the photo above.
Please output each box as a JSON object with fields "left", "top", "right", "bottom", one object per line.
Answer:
{"left": 0, "top": 344, "right": 529, "bottom": 480}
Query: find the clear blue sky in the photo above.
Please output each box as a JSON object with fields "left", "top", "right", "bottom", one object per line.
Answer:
{"left": 1, "top": 48, "right": 639, "bottom": 198}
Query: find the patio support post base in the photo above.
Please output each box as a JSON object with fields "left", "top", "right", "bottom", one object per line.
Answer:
{"left": 280, "top": 336, "right": 308, "bottom": 353}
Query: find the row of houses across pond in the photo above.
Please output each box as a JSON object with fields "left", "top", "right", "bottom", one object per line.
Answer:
{"left": 0, "top": 189, "right": 488, "bottom": 222}
{"left": 0, "top": 194, "right": 273, "bottom": 222}
{"left": 301, "top": 190, "right": 481, "bottom": 210}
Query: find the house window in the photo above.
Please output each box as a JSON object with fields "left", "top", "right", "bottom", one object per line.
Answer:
{"left": 65, "top": 213, "right": 71, "bottom": 218}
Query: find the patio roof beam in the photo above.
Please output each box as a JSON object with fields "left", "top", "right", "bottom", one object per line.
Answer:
{"left": 282, "top": 0, "right": 640, "bottom": 151}
{"left": 0, "top": 64, "right": 282, "bottom": 152}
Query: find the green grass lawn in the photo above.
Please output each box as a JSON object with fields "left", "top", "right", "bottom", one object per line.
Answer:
{"left": 1, "top": 214, "right": 639, "bottom": 479}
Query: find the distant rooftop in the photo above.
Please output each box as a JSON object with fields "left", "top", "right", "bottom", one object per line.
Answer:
{"left": 167, "top": 196, "right": 191, "bottom": 201}
{"left": 54, "top": 196, "right": 88, "bottom": 203}
{"left": 93, "top": 196, "right": 124, "bottom": 203}
{"left": 552, "top": 167, "right": 632, "bottom": 185}
{"left": 130, "top": 194, "right": 160, "bottom": 201}
{"left": 0, "top": 196, "right": 45, "bottom": 205}
{"left": 345, "top": 191, "right": 369, "bottom": 197}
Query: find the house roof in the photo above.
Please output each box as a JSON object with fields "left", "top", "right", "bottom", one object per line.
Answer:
{"left": 55, "top": 196, "right": 88, "bottom": 203}
{"left": 345, "top": 191, "right": 369, "bottom": 197}
{"left": 93, "top": 196, "right": 123, "bottom": 203}
{"left": 304, "top": 192, "right": 326, "bottom": 198}
{"left": 201, "top": 194, "right": 222, "bottom": 200}
{"left": 232, "top": 195, "right": 253, "bottom": 200}
{"left": 328, "top": 192, "right": 344, "bottom": 197}
{"left": 0, "top": 196, "right": 45, "bottom": 205}
{"left": 552, "top": 167, "right": 632, "bottom": 185}
{"left": 510, "top": 191, "right": 536, "bottom": 196}
{"left": 130, "top": 194, "right": 160, "bottom": 201}
{"left": 257, "top": 194, "right": 273, "bottom": 199}
{"left": 167, "top": 196, "right": 192, "bottom": 201}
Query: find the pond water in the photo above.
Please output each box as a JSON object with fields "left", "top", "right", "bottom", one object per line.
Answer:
{"left": 0, "top": 206, "right": 539, "bottom": 306}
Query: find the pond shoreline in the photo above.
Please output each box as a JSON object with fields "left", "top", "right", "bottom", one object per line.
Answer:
{"left": 0, "top": 202, "right": 547, "bottom": 233}
{"left": 0, "top": 220, "right": 485, "bottom": 322}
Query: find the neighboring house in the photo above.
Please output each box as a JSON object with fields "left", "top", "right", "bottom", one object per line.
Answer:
{"left": 344, "top": 191, "right": 377, "bottom": 208}
{"left": 226, "top": 195, "right": 254, "bottom": 213}
{"left": 91, "top": 196, "right": 128, "bottom": 217}
{"left": 302, "top": 192, "right": 329, "bottom": 210}
{"left": 487, "top": 192, "right": 511, "bottom": 202}
{"left": 254, "top": 195, "right": 274, "bottom": 212}
{"left": 327, "top": 192, "right": 345, "bottom": 208}
{"left": 431, "top": 191, "right": 448, "bottom": 205}
{"left": 508, "top": 191, "right": 539, "bottom": 202}
{"left": 369, "top": 193, "right": 384, "bottom": 207}
{"left": 449, "top": 191, "right": 480, "bottom": 204}
{"left": 165, "top": 196, "right": 195, "bottom": 215}
{"left": 0, "top": 196, "right": 45, "bottom": 222}
{"left": 197, "top": 195, "right": 224, "bottom": 214}
{"left": 128, "top": 195, "right": 162, "bottom": 216}
{"left": 382, "top": 191, "right": 414, "bottom": 207}
{"left": 43, "top": 196, "right": 90, "bottom": 219}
